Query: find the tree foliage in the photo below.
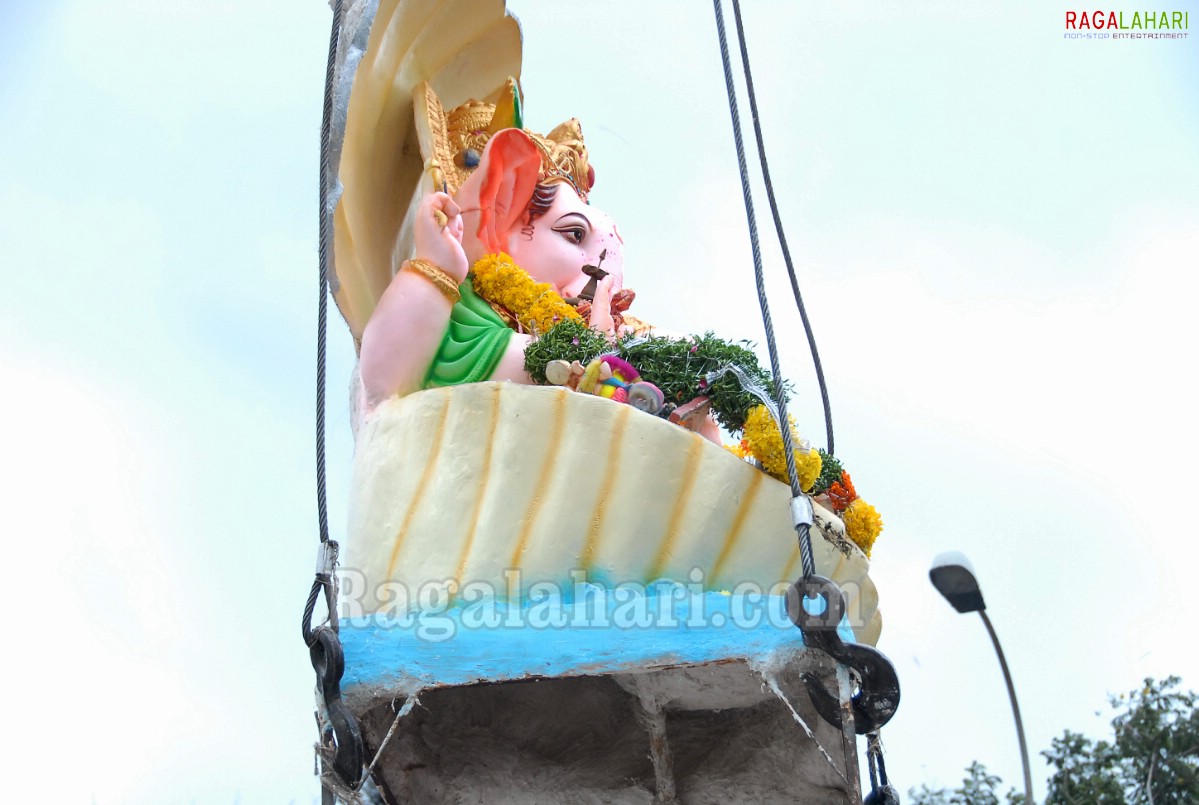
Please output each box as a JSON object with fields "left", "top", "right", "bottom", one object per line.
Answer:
{"left": 909, "top": 761, "right": 1024, "bottom": 804}
{"left": 909, "top": 677, "right": 1198, "bottom": 805}
{"left": 1040, "top": 730, "right": 1126, "bottom": 804}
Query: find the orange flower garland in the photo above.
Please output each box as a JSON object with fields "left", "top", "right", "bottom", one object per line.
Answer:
{"left": 826, "top": 471, "right": 858, "bottom": 514}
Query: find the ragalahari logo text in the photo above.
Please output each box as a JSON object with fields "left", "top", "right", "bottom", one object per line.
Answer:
{"left": 1064, "top": 10, "right": 1190, "bottom": 39}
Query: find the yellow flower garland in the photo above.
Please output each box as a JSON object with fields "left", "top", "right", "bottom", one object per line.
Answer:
{"left": 739, "top": 406, "right": 884, "bottom": 556}
{"left": 842, "top": 498, "right": 883, "bottom": 557}
{"left": 471, "top": 252, "right": 581, "bottom": 335}
{"left": 740, "top": 404, "right": 822, "bottom": 491}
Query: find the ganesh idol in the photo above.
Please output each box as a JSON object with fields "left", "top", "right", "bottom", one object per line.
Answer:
{"left": 329, "top": 27, "right": 881, "bottom": 645}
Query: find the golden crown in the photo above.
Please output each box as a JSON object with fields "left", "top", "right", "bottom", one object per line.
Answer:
{"left": 416, "top": 78, "right": 593, "bottom": 201}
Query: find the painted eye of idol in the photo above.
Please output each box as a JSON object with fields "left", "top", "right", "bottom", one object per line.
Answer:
{"left": 551, "top": 212, "right": 590, "bottom": 245}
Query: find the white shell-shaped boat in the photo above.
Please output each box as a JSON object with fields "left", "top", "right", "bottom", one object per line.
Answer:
{"left": 345, "top": 383, "right": 882, "bottom": 644}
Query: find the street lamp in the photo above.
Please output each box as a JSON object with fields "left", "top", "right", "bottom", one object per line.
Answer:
{"left": 930, "top": 552, "right": 1034, "bottom": 804}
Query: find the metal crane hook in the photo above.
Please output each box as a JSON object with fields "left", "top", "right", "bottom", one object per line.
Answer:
{"left": 787, "top": 574, "right": 901, "bottom": 735}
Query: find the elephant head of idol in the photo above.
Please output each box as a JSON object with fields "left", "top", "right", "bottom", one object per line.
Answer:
{"left": 440, "top": 97, "right": 625, "bottom": 302}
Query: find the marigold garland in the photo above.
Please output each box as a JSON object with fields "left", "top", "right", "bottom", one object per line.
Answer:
{"left": 842, "top": 498, "right": 883, "bottom": 557}
{"left": 740, "top": 404, "right": 822, "bottom": 491}
{"left": 826, "top": 471, "right": 858, "bottom": 514}
{"left": 724, "top": 441, "right": 750, "bottom": 460}
{"left": 472, "top": 252, "right": 581, "bottom": 335}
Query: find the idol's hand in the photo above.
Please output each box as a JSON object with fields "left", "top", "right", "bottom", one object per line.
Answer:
{"left": 589, "top": 275, "right": 617, "bottom": 339}
{"left": 413, "top": 192, "right": 468, "bottom": 282}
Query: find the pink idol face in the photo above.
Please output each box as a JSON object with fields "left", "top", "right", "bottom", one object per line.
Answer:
{"left": 505, "top": 183, "right": 625, "bottom": 298}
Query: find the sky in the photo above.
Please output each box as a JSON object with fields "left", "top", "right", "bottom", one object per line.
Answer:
{"left": 1, "top": 0, "right": 1197, "bottom": 802}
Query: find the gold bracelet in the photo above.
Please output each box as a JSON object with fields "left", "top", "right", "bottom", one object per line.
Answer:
{"left": 402, "top": 258, "right": 461, "bottom": 305}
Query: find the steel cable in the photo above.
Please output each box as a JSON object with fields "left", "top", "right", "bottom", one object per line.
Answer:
{"left": 304, "top": 0, "right": 343, "bottom": 647}
{"left": 315, "top": 0, "right": 342, "bottom": 547}
{"left": 711, "top": 0, "right": 815, "bottom": 579}
{"left": 730, "top": 0, "right": 834, "bottom": 456}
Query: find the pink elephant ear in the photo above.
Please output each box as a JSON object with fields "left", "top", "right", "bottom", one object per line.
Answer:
{"left": 475, "top": 129, "right": 542, "bottom": 255}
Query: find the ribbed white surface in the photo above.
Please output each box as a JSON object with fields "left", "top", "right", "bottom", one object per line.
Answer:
{"left": 345, "top": 383, "right": 882, "bottom": 644}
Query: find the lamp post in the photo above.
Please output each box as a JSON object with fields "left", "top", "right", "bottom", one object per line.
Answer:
{"left": 929, "top": 552, "right": 1034, "bottom": 804}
